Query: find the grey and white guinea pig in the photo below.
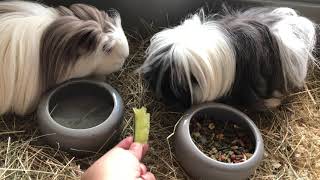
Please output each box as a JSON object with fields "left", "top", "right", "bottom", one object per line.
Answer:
{"left": 138, "top": 7, "right": 316, "bottom": 111}
{"left": 0, "top": 1, "right": 129, "bottom": 115}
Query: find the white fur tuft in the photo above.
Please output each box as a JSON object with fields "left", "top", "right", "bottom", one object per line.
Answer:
{"left": 271, "top": 8, "right": 316, "bottom": 88}
{"left": 141, "top": 12, "right": 236, "bottom": 103}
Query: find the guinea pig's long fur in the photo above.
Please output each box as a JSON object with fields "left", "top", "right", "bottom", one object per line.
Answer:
{"left": 140, "top": 12, "right": 236, "bottom": 108}
{"left": 138, "top": 7, "right": 316, "bottom": 110}
{"left": 0, "top": 1, "right": 129, "bottom": 115}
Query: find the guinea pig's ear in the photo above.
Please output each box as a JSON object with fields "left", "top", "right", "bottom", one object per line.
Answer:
{"left": 107, "top": 8, "right": 121, "bottom": 27}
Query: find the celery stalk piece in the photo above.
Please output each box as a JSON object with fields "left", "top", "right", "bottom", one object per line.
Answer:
{"left": 133, "top": 107, "right": 150, "bottom": 144}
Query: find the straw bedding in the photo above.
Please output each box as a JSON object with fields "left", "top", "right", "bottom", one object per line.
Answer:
{"left": 0, "top": 39, "right": 319, "bottom": 180}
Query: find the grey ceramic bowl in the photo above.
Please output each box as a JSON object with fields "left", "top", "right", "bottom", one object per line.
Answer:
{"left": 173, "top": 103, "right": 264, "bottom": 180}
{"left": 37, "top": 79, "right": 123, "bottom": 155}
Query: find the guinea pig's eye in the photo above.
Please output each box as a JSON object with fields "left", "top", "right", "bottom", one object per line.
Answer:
{"left": 191, "top": 74, "right": 198, "bottom": 84}
{"left": 102, "top": 43, "right": 112, "bottom": 55}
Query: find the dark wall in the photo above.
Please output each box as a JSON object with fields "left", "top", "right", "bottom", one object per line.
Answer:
{"left": 38, "top": 0, "right": 320, "bottom": 32}
{"left": 15, "top": 0, "right": 320, "bottom": 34}
{"left": 39, "top": 0, "right": 216, "bottom": 35}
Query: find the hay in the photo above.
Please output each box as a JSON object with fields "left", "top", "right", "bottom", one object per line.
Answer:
{"left": 0, "top": 39, "right": 320, "bottom": 180}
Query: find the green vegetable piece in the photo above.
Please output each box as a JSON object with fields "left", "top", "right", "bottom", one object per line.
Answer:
{"left": 133, "top": 107, "right": 150, "bottom": 144}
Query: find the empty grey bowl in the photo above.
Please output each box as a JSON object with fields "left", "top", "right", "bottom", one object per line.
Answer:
{"left": 37, "top": 79, "right": 123, "bottom": 155}
{"left": 173, "top": 103, "right": 264, "bottom": 180}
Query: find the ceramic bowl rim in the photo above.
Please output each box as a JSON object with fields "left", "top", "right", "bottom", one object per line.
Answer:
{"left": 39, "top": 79, "right": 122, "bottom": 136}
{"left": 181, "top": 102, "right": 264, "bottom": 170}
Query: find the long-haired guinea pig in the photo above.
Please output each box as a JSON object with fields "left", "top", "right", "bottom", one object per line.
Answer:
{"left": 0, "top": 1, "right": 129, "bottom": 115}
{"left": 138, "top": 7, "right": 316, "bottom": 111}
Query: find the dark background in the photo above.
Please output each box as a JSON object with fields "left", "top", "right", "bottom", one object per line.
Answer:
{"left": 34, "top": 0, "right": 320, "bottom": 35}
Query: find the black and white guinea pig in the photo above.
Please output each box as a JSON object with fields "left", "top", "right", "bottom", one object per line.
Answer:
{"left": 0, "top": 1, "right": 129, "bottom": 115}
{"left": 138, "top": 7, "right": 316, "bottom": 111}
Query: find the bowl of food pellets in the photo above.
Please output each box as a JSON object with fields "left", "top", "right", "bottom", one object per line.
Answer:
{"left": 37, "top": 78, "right": 124, "bottom": 156}
{"left": 173, "top": 103, "right": 264, "bottom": 180}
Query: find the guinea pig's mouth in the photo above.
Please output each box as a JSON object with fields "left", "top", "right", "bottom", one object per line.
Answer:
{"left": 114, "top": 59, "right": 125, "bottom": 67}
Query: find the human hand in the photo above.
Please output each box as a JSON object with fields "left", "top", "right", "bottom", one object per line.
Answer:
{"left": 81, "top": 136, "right": 156, "bottom": 180}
